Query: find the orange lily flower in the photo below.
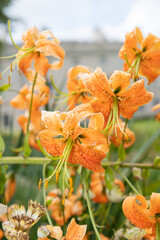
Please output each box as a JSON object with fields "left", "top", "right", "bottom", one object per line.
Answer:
{"left": 110, "top": 119, "right": 136, "bottom": 148}
{"left": 119, "top": 27, "right": 160, "bottom": 83}
{"left": 38, "top": 218, "right": 87, "bottom": 240}
{"left": 39, "top": 103, "right": 109, "bottom": 200}
{"left": 67, "top": 65, "right": 93, "bottom": 109}
{"left": 90, "top": 173, "right": 125, "bottom": 203}
{"left": 17, "top": 27, "right": 65, "bottom": 77}
{"left": 122, "top": 193, "right": 160, "bottom": 238}
{"left": 47, "top": 189, "right": 83, "bottom": 226}
{"left": 82, "top": 67, "right": 153, "bottom": 134}
{"left": 10, "top": 84, "right": 50, "bottom": 113}
{"left": 39, "top": 103, "right": 109, "bottom": 173}
{"left": 152, "top": 103, "right": 160, "bottom": 121}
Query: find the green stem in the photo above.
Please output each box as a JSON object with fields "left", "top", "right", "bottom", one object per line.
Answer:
{"left": 50, "top": 75, "right": 68, "bottom": 96}
{"left": 26, "top": 72, "right": 37, "bottom": 132}
{"left": 117, "top": 169, "right": 140, "bottom": 195}
{"left": 2, "top": 157, "right": 160, "bottom": 170}
{"left": 83, "top": 180, "right": 101, "bottom": 240}
{"left": 8, "top": 20, "right": 34, "bottom": 52}
{"left": 42, "top": 163, "right": 53, "bottom": 226}
{"left": 0, "top": 157, "right": 51, "bottom": 165}
{"left": 100, "top": 202, "right": 112, "bottom": 233}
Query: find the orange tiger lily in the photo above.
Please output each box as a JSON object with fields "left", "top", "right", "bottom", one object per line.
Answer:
{"left": 10, "top": 84, "right": 50, "bottom": 112}
{"left": 17, "top": 27, "right": 65, "bottom": 77}
{"left": 90, "top": 173, "right": 125, "bottom": 203}
{"left": 82, "top": 67, "right": 153, "bottom": 134}
{"left": 39, "top": 103, "right": 109, "bottom": 173}
{"left": 110, "top": 119, "right": 136, "bottom": 148}
{"left": 67, "top": 65, "right": 93, "bottom": 109}
{"left": 119, "top": 27, "right": 160, "bottom": 83}
{"left": 47, "top": 189, "right": 83, "bottom": 226}
{"left": 152, "top": 103, "right": 160, "bottom": 121}
{"left": 122, "top": 193, "right": 160, "bottom": 238}
{"left": 39, "top": 103, "right": 109, "bottom": 200}
{"left": 38, "top": 218, "right": 87, "bottom": 240}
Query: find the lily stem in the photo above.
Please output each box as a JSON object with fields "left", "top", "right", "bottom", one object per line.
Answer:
{"left": 83, "top": 180, "right": 101, "bottom": 240}
{"left": 117, "top": 169, "right": 140, "bottom": 195}
{"left": 42, "top": 163, "right": 53, "bottom": 226}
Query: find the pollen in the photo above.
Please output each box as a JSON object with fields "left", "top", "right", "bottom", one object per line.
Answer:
{"left": 62, "top": 193, "right": 65, "bottom": 205}
{"left": 56, "top": 171, "right": 59, "bottom": 183}
{"left": 45, "top": 180, "right": 48, "bottom": 190}
{"left": 39, "top": 179, "right": 42, "bottom": 190}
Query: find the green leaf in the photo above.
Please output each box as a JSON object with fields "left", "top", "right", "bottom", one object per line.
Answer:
{"left": 46, "top": 197, "right": 54, "bottom": 207}
{"left": 105, "top": 167, "right": 114, "bottom": 191}
{"left": 0, "top": 84, "right": 10, "bottom": 92}
{"left": 0, "top": 134, "right": 5, "bottom": 157}
{"left": 154, "top": 156, "right": 160, "bottom": 166}
{"left": 118, "top": 143, "right": 126, "bottom": 162}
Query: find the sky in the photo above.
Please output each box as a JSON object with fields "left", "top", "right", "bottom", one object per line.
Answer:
{"left": 2, "top": 0, "right": 160, "bottom": 42}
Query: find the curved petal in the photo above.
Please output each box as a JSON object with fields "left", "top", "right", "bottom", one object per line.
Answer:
{"left": 50, "top": 59, "right": 64, "bottom": 70}
{"left": 10, "top": 84, "right": 29, "bottom": 110}
{"left": 35, "top": 40, "right": 65, "bottom": 59}
{"left": 67, "top": 65, "right": 90, "bottom": 92}
{"left": 118, "top": 79, "right": 153, "bottom": 118}
{"left": 18, "top": 115, "right": 28, "bottom": 133}
{"left": 82, "top": 67, "right": 115, "bottom": 101}
{"left": 65, "top": 218, "right": 87, "bottom": 240}
{"left": 41, "top": 111, "right": 64, "bottom": 133}
{"left": 114, "top": 179, "right": 125, "bottom": 192}
{"left": 46, "top": 225, "right": 63, "bottom": 240}
{"left": 142, "top": 33, "right": 160, "bottom": 51}
{"left": 38, "top": 129, "right": 66, "bottom": 156}
{"left": 150, "top": 193, "right": 160, "bottom": 215}
{"left": 109, "top": 70, "right": 131, "bottom": 92}
{"left": 63, "top": 103, "right": 94, "bottom": 139}
{"left": 25, "top": 70, "right": 46, "bottom": 85}
{"left": 18, "top": 52, "right": 34, "bottom": 75}
{"left": 33, "top": 53, "right": 50, "bottom": 77}
{"left": 119, "top": 28, "right": 141, "bottom": 66}
{"left": 122, "top": 195, "right": 156, "bottom": 229}
{"left": 38, "top": 30, "right": 60, "bottom": 45}
{"left": 22, "top": 27, "right": 40, "bottom": 46}
{"left": 139, "top": 63, "right": 160, "bottom": 83}
{"left": 69, "top": 130, "right": 109, "bottom": 172}
{"left": 90, "top": 98, "right": 112, "bottom": 124}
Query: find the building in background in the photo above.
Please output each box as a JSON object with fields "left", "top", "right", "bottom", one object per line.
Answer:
{"left": 0, "top": 36, "right": 159, "bottom": 131}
